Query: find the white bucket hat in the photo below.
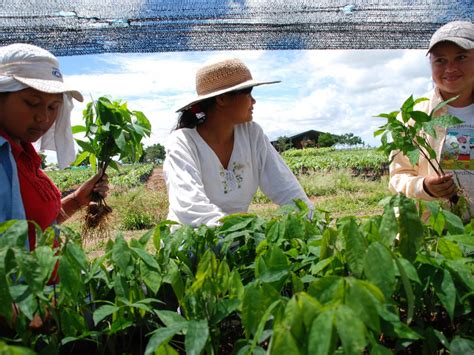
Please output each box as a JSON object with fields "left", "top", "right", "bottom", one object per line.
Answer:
{"left": 0, "top": 43, "right": 83, "bottom": 168}
{"left": 427, "top": 21, "right": 474, "bottom": 54}
{"left": 176, "top": 58, "right": 280, "bottom": 112}
{"left": 0, "top": 43, "right": 83, "bottom": 101}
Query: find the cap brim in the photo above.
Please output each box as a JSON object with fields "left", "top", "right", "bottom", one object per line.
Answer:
{"left": 427, "top": 38, "right": 474, "bottom": 55}
{"left": 14, "top": 76, "right": 84, "bottom": 102}
{"left": 176, "top": 79, "right": 280, "bottom": 112}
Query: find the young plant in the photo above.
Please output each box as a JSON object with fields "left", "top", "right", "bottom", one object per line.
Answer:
{"left": 374, "top": 95, "right": 465, "bottom": 208}
{"left": 72, "top": 97, "right": 151, "bottom": 233}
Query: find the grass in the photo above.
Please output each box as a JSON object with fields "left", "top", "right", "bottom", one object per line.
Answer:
{"left": 58, "top": 169, "right": 391, "bottom": 255}
{"left": 252, "top": 170, "right": 390, "bottom": 217}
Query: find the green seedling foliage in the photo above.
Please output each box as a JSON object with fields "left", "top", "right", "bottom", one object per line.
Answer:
{"left": 73, "top": 97, "right": 151, "bottom": 169}
{"left": 1, "top": 194, "right": 473, "bottom": 353}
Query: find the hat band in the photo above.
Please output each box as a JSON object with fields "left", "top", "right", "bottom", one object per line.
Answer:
{"left": 0, "top": 61, "right": 63, "bottom": 82}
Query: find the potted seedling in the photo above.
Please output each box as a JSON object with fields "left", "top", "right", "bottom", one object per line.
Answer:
{"left": 374, "top": 95, "right": 470, "bottom": 217}
{"left": 72, "top": 97, "right": 151, "bottom": 237}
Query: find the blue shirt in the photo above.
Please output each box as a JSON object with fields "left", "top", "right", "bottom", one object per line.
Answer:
{"left": 0, "top": 136, "right": 27, "bottom": 247}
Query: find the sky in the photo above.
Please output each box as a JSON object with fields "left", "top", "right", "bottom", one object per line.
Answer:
{"left": 55, "top": 48, "right": 435, "bottom": 160}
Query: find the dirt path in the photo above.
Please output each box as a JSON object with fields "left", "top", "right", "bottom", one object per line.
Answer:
{"left": 145, "top": 166, "right": 166, "bottom": 191}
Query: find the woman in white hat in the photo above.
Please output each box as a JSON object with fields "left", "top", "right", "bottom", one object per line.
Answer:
{"left": 0, "top": 43, "right": 109, "bottom": 251}
{"left": 164, "top": 58, "right": 312, "bottom": 227}
{"left": 389, "top": 21, "right": 473, "bottom": 211}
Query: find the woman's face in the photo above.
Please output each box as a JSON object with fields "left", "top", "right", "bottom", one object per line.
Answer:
{"left": 0, "top": 88, "right": 63, "bottom": 144}
{"left": 430, "top": 42, "right": 474, "bottom": 101}
{"left": 226, "top": 88, "right": 256, "bottom": 124}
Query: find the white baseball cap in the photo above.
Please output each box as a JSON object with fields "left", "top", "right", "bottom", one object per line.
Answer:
{"left": 428, "top": 21, "right": 474, "bottom": 54}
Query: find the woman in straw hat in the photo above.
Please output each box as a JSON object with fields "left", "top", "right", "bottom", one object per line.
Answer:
{"left": 389, "top": 21, "right": 473, "bottom": 214}
{"left": 0, "top": 43, "right": 109, "bottom": 250}
{"left": 164, "top": 58, "right": 312, "bottom": 227}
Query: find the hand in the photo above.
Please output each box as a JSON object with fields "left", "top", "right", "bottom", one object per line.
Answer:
{"left": 73, "top": 169, "right": 109, "bottom": 207}
{"left": 423, "top": 174, "right": 456, "bottom": 199}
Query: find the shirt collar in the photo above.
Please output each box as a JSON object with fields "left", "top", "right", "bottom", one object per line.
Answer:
{"left": 0, "top": 129, "right": 41, "bottom": 166}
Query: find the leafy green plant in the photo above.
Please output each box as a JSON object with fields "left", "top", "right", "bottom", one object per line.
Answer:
{"left": 374, "top": 95, "right": 468, "bottom": 211}
{"left": 72, "top": 97, "right": 151, "bottom": 230}
{"left": 1, "top": 195, "right": 472, "bottom": 354}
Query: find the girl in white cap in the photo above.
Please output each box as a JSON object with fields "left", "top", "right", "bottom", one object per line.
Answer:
{"left": 164, "top": 58, "right": 312, "bottom": 227}
{"left": 0, "top": 43, "right": 109, "bottom": 251}
{"left": 389, "top": 21, "right": 474, "bottom": 213}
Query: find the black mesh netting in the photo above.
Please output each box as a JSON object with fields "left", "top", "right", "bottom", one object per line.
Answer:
{"left": 0, "top": 0, "right": 472, "bottom": 56}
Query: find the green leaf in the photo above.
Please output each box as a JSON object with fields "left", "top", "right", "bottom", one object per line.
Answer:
{"left": 308, "top": 310, "right": 336, "bottom": 355}
{"left": 75, "top": 139, "right": 95, "bottom": 154}
{"left": 335, "top": 305, "right": 367, "bottom": 355}
{"left": 71, "top": 125, "right": 86, "bottom": 134}
{"left": 93, "top": 304, "right": 120, "bottom": 325}
{"left": 379, "top": 199, "right": 398, "bottom": 247}
{"left": 307, "top": 276, "right": 344, "bottom": 305}
{"left": 72, "top": 150, "right": 90, "bottom": 166}
{"left": 58, "top": 256, "right": 83, "bottom": 299}
{"left": 406, "top": 148, "right": 420, "bottom": 166}
{"left": 145, "top": 323, "right": 188, "bottom": 355}
{"left": 341, "top": 218, "right": 367, "bottom": 278}
{"left": 112, "top": 235, "right": 132, "bottom": 273}
{"left": 410, "top": 111, "right": 430, "bottom": 123}
{"left": 433, "top": 114, "right": 464, "bottom": 128}
{"left": 437, "top": 239, "right": 463, "bottom": 260}
{"left": 241, "top": 282, "right": 280, "bottom": 337}
{"left": 255, "top": 246, "right": 290, "bottom": 290}
{"left": 345, "top": 279, "right": 382, "bottom": 332}
{"left": 450, "top": 336, "right": 474, "bottom": 355}
{"left": 397, "top": 195, "right": 423, "bottom": 262}
{"left": 394, "top": 258, "right": 415, "bottom": 324}
{"left": 432, "top": 268, "right": 456, "bottom": 320}
{"left": 185, "top": 320, "right": 209, "bottom": 355}
{"left": 430, "top": 96, "right": 459, "bottom": 116}
{"left": 364, "top": 242, "right": 396, "bottom": 299}
{"left": 156, "top": 310, "right": 187, "bottom": 327}
{"left": 131, "top": 247, "right": 159, "bottom": 269}
{"left": 441, "top": 210, "right": 465, "bottom": 235}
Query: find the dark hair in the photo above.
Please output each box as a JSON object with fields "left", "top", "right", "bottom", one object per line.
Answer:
{"left": 174, "top": 87, "right": 253, "bottom": 130}
{"left": 175, "top": 96, "right": 216, "bottom": 130}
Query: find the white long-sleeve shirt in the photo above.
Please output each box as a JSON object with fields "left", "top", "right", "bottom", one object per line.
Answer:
{"left": 163, "top": 121, "right": 312, "bottom": 227}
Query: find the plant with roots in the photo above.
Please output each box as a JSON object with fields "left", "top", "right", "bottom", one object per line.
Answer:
{"left": 72, "top": 97, "right": 151, "bottom": 236}
{"left": 374, "top": 95, "right": 469, "bottom": 215}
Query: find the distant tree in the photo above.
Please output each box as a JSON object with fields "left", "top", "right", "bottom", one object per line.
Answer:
{"left": 339, "top": 133, "right": 364, "bottom": 146}
{"left": 143, "top": 143, "right": 166, "bottom": 163}
{"left": 318, "top": 133, "right": 337, "bottom": 147}
{"left": 274, "top": 136, "right": 292, "bottom": 152}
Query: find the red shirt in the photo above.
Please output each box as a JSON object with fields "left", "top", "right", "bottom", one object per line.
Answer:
{"left": 0, "top": 130, "right": 61, "bottom": 250}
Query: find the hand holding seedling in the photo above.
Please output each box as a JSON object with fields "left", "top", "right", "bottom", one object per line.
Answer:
{"left": 423, "top": 173, "right": 456, "bottom": 199}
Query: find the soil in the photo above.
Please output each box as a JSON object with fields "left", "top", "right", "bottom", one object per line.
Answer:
{"left": 145, "top": 167, "right": 166, "bottom": 192}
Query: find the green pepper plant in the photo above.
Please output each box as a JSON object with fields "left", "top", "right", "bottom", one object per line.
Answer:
{"left": 374, "top": 95, "right": 469, "bottom": 215}
{"left": 72, "top": 97, "right": 151, "bottom": 233}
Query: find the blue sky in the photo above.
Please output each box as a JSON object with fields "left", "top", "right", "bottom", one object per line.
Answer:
{"left": 58, "top": 49, "right": 434, "bottom": 152}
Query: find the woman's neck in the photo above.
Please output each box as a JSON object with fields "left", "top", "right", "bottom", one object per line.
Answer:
{"left": 197, "top": 113, "right": 234, "bottom": 145}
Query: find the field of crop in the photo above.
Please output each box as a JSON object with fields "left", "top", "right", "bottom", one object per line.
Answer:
{"left": 282, "top": 147, "right": 388, "bottom": 178}
{"left": 1, "top": 149, "right": 472, "bottom": 354}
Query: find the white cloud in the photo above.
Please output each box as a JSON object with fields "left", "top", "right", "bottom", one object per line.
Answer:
{"left": 59, "top": 48, "right": 434, "bottom": 160}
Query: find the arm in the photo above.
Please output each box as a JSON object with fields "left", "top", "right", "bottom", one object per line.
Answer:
{"left": 256, "top": 128, "right": 313, "bottom": 209}
{"left": 57, "top": 171, "right": 109, "bottom": 223}
{"left": 164, "top": 139, "right": 226, "bottom": 227}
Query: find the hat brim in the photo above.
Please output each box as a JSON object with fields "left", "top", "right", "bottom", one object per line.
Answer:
{"left": 176, "top": 79, "right": 280, "bottom": 112}
{"left": 427, "top": 37, "right": 474, "bottom": 55}
{"left": 13, "top": 76, "right": 84, "bottom": 102}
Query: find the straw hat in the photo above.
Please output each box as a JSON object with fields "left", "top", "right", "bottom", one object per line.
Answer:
{"left": 427, "top": 21, "right": 474, "bottom": 54}
{"left": 0, "top": 43, "right": 83, "bottom": 101}
{"left": 176, "top": 58, "right": 280, "bottom": 112}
